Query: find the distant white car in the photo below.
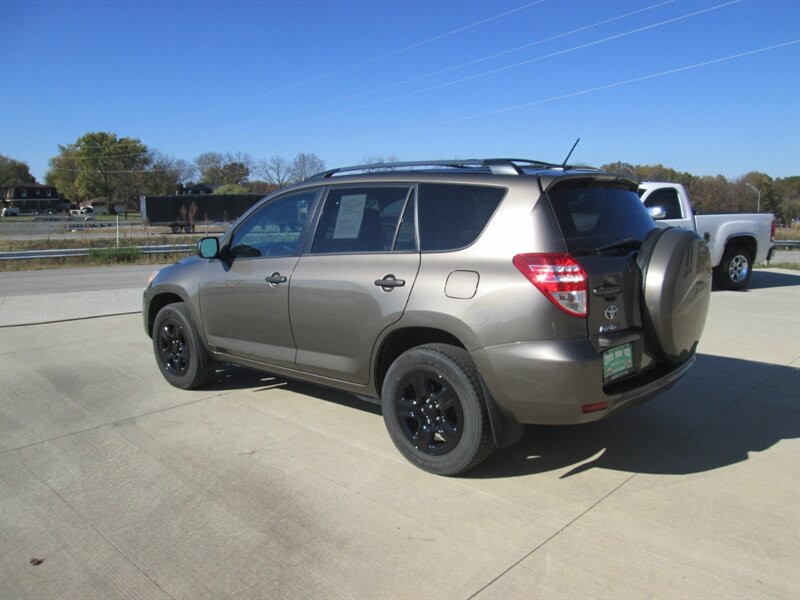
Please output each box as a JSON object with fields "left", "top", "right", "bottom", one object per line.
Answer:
{"left": 1, "top": 206, "right": 20, "bottom": 217}
{"left": 69, "top": 208, "right": 95, "bottom": 221}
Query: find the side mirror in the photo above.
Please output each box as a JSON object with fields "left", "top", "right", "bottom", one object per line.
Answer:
{"left": 648, "top": 206, "right": 667, "bottom": 220}
{"left": 197, "top": 237, "right": 220, "bottom": 259}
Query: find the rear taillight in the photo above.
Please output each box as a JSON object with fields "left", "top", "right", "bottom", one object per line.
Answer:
{"left": 513, "top": 253, "right": 588, "bottom": 317}
{"left": 771, "top": 219, "right": 776, "bottom": 242}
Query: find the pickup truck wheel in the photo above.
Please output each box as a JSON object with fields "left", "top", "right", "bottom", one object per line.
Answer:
{"left": 152, "top": 302, "right": 213, "bottom": 389}
{"left": 714, "top": 245, "right": 753, "bottom": 290}
{"left": 171, "top": 224, "right": 182, "bottom": 234}
{"left": 382, "top": 344, "right": 494, "bottom": 476}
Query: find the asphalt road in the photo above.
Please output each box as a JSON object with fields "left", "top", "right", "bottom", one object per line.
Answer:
{"left": 0, "top": 265, "right": 165, "bottom": 297}
{"left": 0, "top": 267, "right": 798, "bottom": 599}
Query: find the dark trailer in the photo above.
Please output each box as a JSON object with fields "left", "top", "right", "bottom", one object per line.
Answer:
{"left": 141, "top": 194, "right": 265, "bottom": 233}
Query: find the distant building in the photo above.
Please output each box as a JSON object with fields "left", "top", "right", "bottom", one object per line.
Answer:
{"left": 1, "top": 183, "right": 66, "bottom": 213}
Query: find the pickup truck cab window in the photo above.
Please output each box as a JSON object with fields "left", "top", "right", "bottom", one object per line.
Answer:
{"left": 642, "top": 187, "right": 683, "bottom": 220}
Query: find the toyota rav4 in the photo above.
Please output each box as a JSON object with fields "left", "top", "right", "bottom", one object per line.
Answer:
{"left": 143, "top": 159, "right": 711, "bottom": 475}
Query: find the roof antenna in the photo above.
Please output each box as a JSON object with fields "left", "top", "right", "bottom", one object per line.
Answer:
{"left": 561, "top": 137, "right": 580, "bottom": 168}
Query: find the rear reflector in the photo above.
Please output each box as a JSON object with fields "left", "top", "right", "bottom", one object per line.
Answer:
{"left": 513, "top": 253, "right": 588, "bottom": 317}
{"left": 582, "top": 401, "right": 608, "bottom": 413}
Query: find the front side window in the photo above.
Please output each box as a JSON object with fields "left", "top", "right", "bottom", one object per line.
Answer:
{"left": 229, "top": 190, "right": 315, "bottom": 258}
{"left": 311, "top": 186, "right": 413, "bottom": 254}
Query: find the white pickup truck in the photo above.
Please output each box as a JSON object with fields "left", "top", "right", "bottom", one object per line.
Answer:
{"left": 638, "top": 182, "right": 775, "bottom": 290}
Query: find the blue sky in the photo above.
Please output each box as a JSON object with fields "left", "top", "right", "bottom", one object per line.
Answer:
{"left": 1, "top": 0, "right": 798, "bottom": 181}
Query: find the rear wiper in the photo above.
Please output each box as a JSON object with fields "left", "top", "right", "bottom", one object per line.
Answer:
{"left": 594, "top": 237, "right": 641, "bottom": 254}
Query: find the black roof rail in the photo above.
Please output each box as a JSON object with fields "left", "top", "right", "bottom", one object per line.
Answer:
{"left": 306, "top": 158, "right": 594, "bottom": 180}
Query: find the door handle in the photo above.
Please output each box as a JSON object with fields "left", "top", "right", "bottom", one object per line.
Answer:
{"left": 592, "top": 284, "right": 621, "bottom": 297}
{"left": 374, "top": 274, "right": 405, "bottom": 290}
{"left": 265, "top": 272, "right": 288, "bottom": 285}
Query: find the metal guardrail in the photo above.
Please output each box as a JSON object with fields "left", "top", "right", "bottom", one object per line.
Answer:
{"left": 1, "top": 241, "right": 797, "bottom": 261}
{"left": 0, "top": 244, "right": 194, "bottom": 261}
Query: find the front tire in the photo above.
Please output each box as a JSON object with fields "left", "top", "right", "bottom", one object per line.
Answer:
{"left": 152, "top": 302, "right": 213, "bottom": 389}
{"left": 715, "top": 245, "right": 753, "bottom": 290}
{"left": 381, "top": 344, "right": 494, "bottom": 476}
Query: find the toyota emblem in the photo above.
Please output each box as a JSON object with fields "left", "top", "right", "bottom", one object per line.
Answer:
{"left": 604, "top": 305, "right": 619, "bottom": 320}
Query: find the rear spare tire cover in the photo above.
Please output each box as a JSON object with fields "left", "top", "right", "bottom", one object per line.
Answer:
{"left": 636, "top": 227, "right": 712, "bottom": 364}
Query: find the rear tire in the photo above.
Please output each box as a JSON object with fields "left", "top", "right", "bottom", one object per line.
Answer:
{"left": 381, "top": 344, "right": 494, "bottom": 476}
{"left": 714, "top": 245, "right": 753, "bottom": 290}
{"left": 152, "top": 302, "right": 213, "bottom": 389}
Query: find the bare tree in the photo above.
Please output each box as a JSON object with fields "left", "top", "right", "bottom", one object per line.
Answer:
{"left": 257, "top": 156, "right": 293, "bottom": 188}
{"left": 290, "top": 152, "right": 325, "bottom": 182}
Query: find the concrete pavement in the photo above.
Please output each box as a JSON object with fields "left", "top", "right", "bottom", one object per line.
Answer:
{"left": 0, "top": 265, "right": 162, "bottom": 326}
{"left": 0, "top": 268, "right": 798, "bottom": 599}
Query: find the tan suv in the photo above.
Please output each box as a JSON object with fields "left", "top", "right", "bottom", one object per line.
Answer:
{"left": 144, "top": 159, "right": 711, "bottom": 475}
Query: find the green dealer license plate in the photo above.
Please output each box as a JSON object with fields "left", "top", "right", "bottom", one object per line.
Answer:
{"left": 603, "top": 343, "right": 634, "bottom": 382}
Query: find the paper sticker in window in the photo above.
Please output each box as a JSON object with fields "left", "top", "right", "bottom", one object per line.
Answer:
{"left": 333, "top": 194, "right": 366, "bottom": 239}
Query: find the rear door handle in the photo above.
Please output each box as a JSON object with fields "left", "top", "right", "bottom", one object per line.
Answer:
{"left": 374, "top": 274, "right": 405, "bottom": 290}
{"left": 265, "top": 272, "right": 288, "bottom": 285}
{"left": 593, "top": 284, "right": 622, "bottom": 297}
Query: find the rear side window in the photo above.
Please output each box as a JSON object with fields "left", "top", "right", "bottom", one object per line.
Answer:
{"left": 548, "top": 181, "right": 655, "bottom": 252}
{"left": 311, "top": 186, "right": 412, "bottom": 253}
{"left": 418, "top": 183, "right": 505, "bottom": 251}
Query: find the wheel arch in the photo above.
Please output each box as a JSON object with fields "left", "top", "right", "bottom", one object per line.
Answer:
{"left": 146, "top": 290, "right": 188, "bottom": 338}
{"left": 373, "top": 326, "right": 524, "bottom": 450}
{"left": 724, "top": 234, "right": 757, "bottom": 259}
{"left": 374, "top": 326, "right": 464, "bottom": 393}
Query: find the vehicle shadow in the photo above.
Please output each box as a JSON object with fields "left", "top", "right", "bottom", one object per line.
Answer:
{"left": 201, "top": 355, "right": 797, "bottom": 479}
{"left": 746, "top": 269, "right": 800, "bottom": 290}
{"left": 204, "top": 364, "right": 382, "bottom": 415}
{"left": 467, "top": 354, "right": 798, "bottom": 479}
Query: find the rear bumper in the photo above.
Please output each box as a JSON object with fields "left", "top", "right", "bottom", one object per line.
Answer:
{"left": 471, "top": 339, "right": 694, "bottom": 425}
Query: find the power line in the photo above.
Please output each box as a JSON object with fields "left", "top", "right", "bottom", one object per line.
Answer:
{"left": 229, "top": 0, "right": 738, "bottom": 143}
{"left": 139, "top": 0, "right": 545, "bottom": 128}
{"left": 273, "top": 0, "right": 676, "bottom": 118}
{"left": 355, "top": 40, "right": 800, "bottom": 143}
{"left": 311, "top": 0, "right": 741, "bottom": 121}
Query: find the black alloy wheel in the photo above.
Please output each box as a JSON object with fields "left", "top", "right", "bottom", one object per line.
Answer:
{"left": 395, "top": 370, "right": 464, "bottom": 456}
{"left": 151, "top": 302, "right": 213, "bottom": 389}
{"left": 157, "top": 318, "right": 190, "bottom": 377}
{"left": 382, "top": 344, "right": 494, "bottom": 476}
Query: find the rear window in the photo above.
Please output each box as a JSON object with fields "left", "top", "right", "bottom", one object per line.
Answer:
{"left": 548, "top": 181, "right": 655, "bottom": 252}
{"left": 418, "top": 183, "right": 505, "bottom": 251}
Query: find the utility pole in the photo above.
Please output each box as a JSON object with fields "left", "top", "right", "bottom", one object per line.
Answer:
{"left": 745, "top": 182, "right": 761, "bottom": 213}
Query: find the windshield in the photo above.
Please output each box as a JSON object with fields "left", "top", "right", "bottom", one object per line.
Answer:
{"left": 547, "top": 180, "right": 656, "bottom": 253}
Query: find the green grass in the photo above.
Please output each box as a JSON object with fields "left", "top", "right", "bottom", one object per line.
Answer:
{"left": 0, "top": 236, "right": 198, "bottom": 252}
{"left": 87, "top": 246, "right": 142, "bottom": 263}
